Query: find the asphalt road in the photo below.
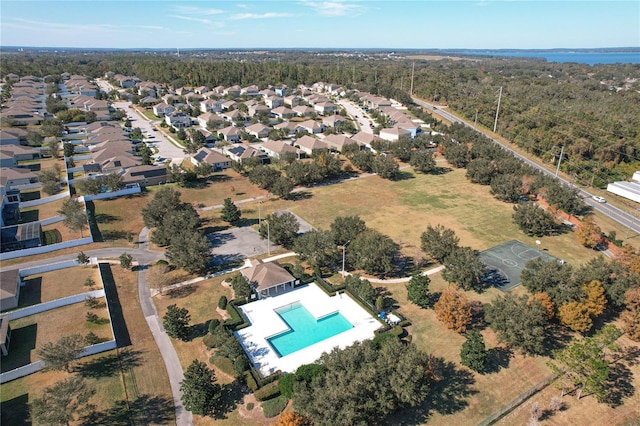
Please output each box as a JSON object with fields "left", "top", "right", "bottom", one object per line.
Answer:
{"left": 411, "top": 96, "right": 640, "bottom": 236}
{"left": 337, "top": 99, "right": 374, "bottom": 134}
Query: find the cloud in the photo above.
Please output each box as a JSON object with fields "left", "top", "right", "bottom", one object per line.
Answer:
{"left": 170, "top": 5, "right": 224, "bottom": 16}
{"left": 4, "top": 17, "right": 168, "bottom": 34}
{"left": 172, "top": 15, "right": 212, "bottom": 24}
{"left": 299, "top": 0, "right": 361, "bottom": 16}
{"left": 230, "top": 12, "right": 293, "bottom": 20}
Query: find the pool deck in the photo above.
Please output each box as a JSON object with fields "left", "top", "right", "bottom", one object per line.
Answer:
{"left": 236, "top": 282, "right": 383, "bottom": 376}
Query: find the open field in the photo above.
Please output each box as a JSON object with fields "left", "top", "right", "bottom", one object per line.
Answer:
{"left": 18, "top": 265, "right": 102, "bottom": 308}
{"left": 19, "top": 196, "right": 66, "bottom": 223}
{"left": 92, "top": 192, "right": 152, "bottom": 245}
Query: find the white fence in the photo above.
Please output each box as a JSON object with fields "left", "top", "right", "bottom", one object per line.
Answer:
{"left": 0, "top": 236, "right": 94, "bottom": 261}
{"left": 0, "top": 361, "right": 45, "bottom": 384}
{"left": 19, "top": 190, "right": 69, "bottom": 208}
{"left": 37, "top": 215, "right": 65, "bottom": 226}
{"left": 78, "top": 185, "right": 141, "bottom": 202}
{"left": 19, "top": 259, "right": 81, "bottom": 277}
{"left": 4, "top": 289, "right": 105, "bottom": 320}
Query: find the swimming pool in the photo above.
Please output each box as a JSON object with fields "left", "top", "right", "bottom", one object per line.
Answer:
{"left": 268, "top": 302, "right": 353, "bottom": 357}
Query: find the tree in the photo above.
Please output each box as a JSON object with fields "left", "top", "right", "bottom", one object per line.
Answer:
{"left": 406, "top": 272, "right": 431, "bottom": 308}
{"left": 36, "top": 334, "right": 85, "bottom": 372}
{"left": 460, "top": 330, "right": 488, "bottom": 373}
{"left": 293, "top": 229, "right": 336, "bottom": 269}
{"left": 63, "top": 141, "right": 75, "bottom": 158}
{"left": 77, "top": 251, "right": 89, "bottom": 266}
{"left": 39, "top": 167, "right": 60, "bottom": 195}
{"left": 163, "top": 304, "right": 191, "bottom": 340}
{"left": 293, "top": 339, "right": 434, "bottom": 425}
{"left": 466, "top": 158, "right": 496, "bottom": 185}
{"left": 621, "top": 288, "right": 640, "bottom": 341}
{"left": 276, "top": 412, "right": 311, "bottom": 426}
{"left": 345, "top": 274, "right": 377, "bottom": 307}
{"left": 371, "top": 155, "right": 399, "bottom": 179}
{"left": 58, "top": 198, "right": 87, "bottom": 237}
{"left": 271, "top": 176, "right": 295, "bottom": 199}
{"left": 248, "top": 165, "right": 281, "bottom": 189}
{"left": 330, "top": 215, "right": 367, "bottom": 246}
{"left": 529, "top": 292, "right": 555, "bottom": 320}
{"left": 490, "top": 173, "right": 523, "bottom": 203}
{"left": 443, "top": 139, "right": 470, "bottom": 168}
{"left": 350, "top": 150, "right": 374, "bottom": 172}
{"left": 485, "top": 294, "right": 549, "bottom": 355}
{"left": 582, "top": 280, "right": 606, "bottom": 318}
{"left": 576, "top": 215, "right": 603, "bottom": 249}
{"left": 141, "top": 187, "right": 185, "bottom": 229}
{"left": 549, "top": 336, "right": 609, "bottom": 401}
{"left": 260, "top": 212, "right": 299, "bottom": 247}
{"left": 390, "top": 138, "right": 412, "bottom": 162}
{"left": 181, "top": 359, "right": 222, "bottom": 416}
{"left": 119, "top": 252, "right": 133, "bottom": 269}
{"left": 434, "top": 286, "right": 473, "bottom": 333}
{"left": 347, "top": 229, "right": 397, "bottom": 276}
{"left": 420, "top": 224, "right": 460, "bottom": 263}
{"left": 520, "top": 257, "right": 573, "bottom": 295}
{"left": 441, "top": 246, "right": 486, "bottom": 292}
{"left": 513, "top": 203, "right": 558, "bottom": 237}
{"left": 29, "top": 377, "right": 94, "bottom": 426}
{"left": 151, "top": 207, "right": 201, "bottom": 247}
{"left": 558, "top": 301, "right": 593, "bottom": 333}
{"left": 409, "top": 150, "right": 436, "bottom": 173}
{"left": 165, "top": 229, "right": 212, "bottom": 274}
{"left": 220, "top": 197, "right": 241, "bottom": 223}
{"left": 231, "top": 274, "right": 254, "bottom": 299}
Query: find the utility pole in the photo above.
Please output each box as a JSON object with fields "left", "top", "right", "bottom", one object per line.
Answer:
{"left": 474, "top": 110, "right": 479, "bottom": 128}
{"left": 400, "top": 76, "right": 403, "bottom": 91}
{"left": 341, "top": 240, "right": 351, "bottom": 277}
{"left": 493, "top": 86, "right": 502, "bottom": 133}
{"left": 555, "top": 145, "right": 564, "bottom": 178}
{"left": 410, "top": 62, "right": 415, "bottom": 96}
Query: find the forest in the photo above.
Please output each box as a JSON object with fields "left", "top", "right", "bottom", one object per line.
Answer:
{"left": 2, "top": 49, "right": 639, "bottom": 186}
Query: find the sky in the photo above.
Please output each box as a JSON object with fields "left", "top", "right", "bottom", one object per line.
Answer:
{"left": 1, "top": 0, "right": 639, "bottom": 50}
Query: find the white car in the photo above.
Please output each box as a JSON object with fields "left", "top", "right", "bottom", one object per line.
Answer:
{"left": 592, "top": 196, "right": 606, "bottom": 203}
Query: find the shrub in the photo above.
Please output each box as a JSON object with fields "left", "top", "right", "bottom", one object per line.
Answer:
{"left": 254, "top": 381, "right": 281, "bottom": 401}
{"left": 246, "top": 402, "right": 254, "bottom": 411}
{"left": 208, "top": 319, "right": 221, "bottom": 334}
{"left": 245, "top": 371, "right": 259, "bottom": 392}
{"left": 86, "top": 312, "right": 99, "bottom": 323}
{"left": 203, "top": 334, "right": 217, "bottom": 349}
{"left": 84, "top": 332, "right": 101, "bottom": 345}
{"left": 218, "top": 296, "right": 228, "bottom": 309}
{"left": 234, "top": 356, "right": 249, "bottom": 375}
{"left": 156, "top": 259, "right": 168, "bottom": 265}
{"left": 262, "top": 395, "right": 288, "bottom": 418}
{"left": 279, "top": 373, "right": 297, "bottom": 399}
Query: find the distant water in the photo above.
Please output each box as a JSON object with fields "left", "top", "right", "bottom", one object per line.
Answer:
{"left": 442, "top": 50, "right": 640, "bottom": 65}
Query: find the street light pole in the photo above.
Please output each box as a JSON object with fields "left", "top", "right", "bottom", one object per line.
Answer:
{"left": 258, "top": 201, "right": 262, "bottom": 227}
{"left": 265, "top": 220, "right": 270, "bottom": 256}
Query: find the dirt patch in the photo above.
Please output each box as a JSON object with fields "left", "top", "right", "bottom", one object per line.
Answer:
{"left": 237, "top": 394, "right": 279, "bottom": 425}
{"left": 216, "top": 306, "right": 230, "bottom": 320}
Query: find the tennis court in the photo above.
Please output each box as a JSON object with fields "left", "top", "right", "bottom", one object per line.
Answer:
{"left": 479, "top": 240, "right": 558, "bottom": 291}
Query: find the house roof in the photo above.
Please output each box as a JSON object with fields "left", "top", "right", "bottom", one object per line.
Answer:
{"left": 193, "top": 147, "right": 229, "bottom": 165}
{"left": 1, "top": 167, "right": 38, "bottom": 181}
{"left": 121, "top": 165, "right": 168, "bottom": 181}
{"left": 0, "top": 268, "right": 19, "bottom": 302}
{"left": 241, "top": 260, "right": 295, "bottom": 292}
{"left": 296, "top": 135, "right": 328, "bottom": 151}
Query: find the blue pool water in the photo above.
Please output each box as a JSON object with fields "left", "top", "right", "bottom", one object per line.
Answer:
{"left": 267, "top": 303, "right": 353, "bottom": 357}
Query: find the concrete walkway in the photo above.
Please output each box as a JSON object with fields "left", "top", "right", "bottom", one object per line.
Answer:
{"left": 137, "top": 227, "right": 193, "bottom": 426}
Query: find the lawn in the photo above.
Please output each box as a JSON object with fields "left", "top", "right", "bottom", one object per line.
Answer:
{"left": 381, "top": 274, "right": 553, "bottom": 425}
{"left": 17, "top": 265, "right": 102, "bottom": 308}
{"left": 3, "top": 302, "right": 113, "bottom": 372}
{"left": 91, "top": 192, "right": 152, "bottom": 245}
{"left": 20, "top": 196, "right": 67, "bottom": 224}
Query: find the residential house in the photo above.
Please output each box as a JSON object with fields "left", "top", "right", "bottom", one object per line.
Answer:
{"left": 165, "top": 111, "right": 192, "bottom": 129}
{"left": 351, "top": 131, "right": 383, "bottom": 149}
{"left": 0, "top": 130, "right": 20, "bottom": 146}
{"left": 241, "top": 259, "right": 297, "bottom": 299}
{"left": 221, "top": 100, "right": 237, "bottom": 111}
{"left": 265, "top": 96, "right": 283, "bottom": 109}
{"left": 0, "top": 168, "right": 39, "bottom": 189}
{"left": 245, "top": 123, "right": 271, "bottom": 139}
{"left": 153, "top": 102, "right": 176, "bottom": 117}
{"left": 197, "top": 112, "right": 225, "bottom": 129}
{"left": 200, "top": 99, "right": 223, "bottom": 113}
{"left": 260, "top": 89, "right": 276, "bottom": 99}
{"left": 0, "top": 144, "right": 40, "bottom": 167}
{"left": 323, "top": 134, "right": 360, "bottom": 153}
{"left": 224, "top": 85, "right": 241, "bottom": 98}
{"left": 296, "top": 120, "right": 325, "bottom": 135}
{"left": 191, "top": 147, "right": 232, "bottom": 172}
{"left": 274, "top": 121, "right": 298, "bottom": 137}
{"left": 314, "top": 102, "right": 337, "bottom": 116}
{"left": 379, "top": 127, "right": 411, "bottom": 142}
{"left": 275, "top": 87, "right": 288, "bottom": 97}
{"left": 248, "top": 104, "right": 271, "bottom": 118}
{"left": 218, "top": 126, "right": 241, "bottom": 142}
{"left": 192, "top": 129, "right": 217, "bottom": 146}
{"left": 221, "top": 109, "right": 247, "bottom": 124}
{"left": 0, "top": 187, "right": 21, "bottom": 227}
{"left": 121, "top": 165, "right": 168, "bottom": 187}
{"left": 292, "top": 105, "right": 315, "bottom": 117}
{"left": 0, "top": 317, "right": 11, "bottom": 356}
{"left": 283, "top": 95, "right": 301, "bottom": 107}
{"left": 0, "top": 269, "right": 21, "bottom": 311}
{"left": 139, "top": 96, "right": 158, "bottom": 107}
{"left": 241, "top": 85, "right": 260, "bottom": 97}
{"left": 260, "top": 140, "right": 302, "bottom": 160}
{"left": 223, "top": 144, "right": 268, "bottom": 163}
{"left": 271, "top": 106, "right": 296, "bottom": 119}
{"left": 322, "top": 114, "right": 346, "bottom": 127}
{"left": 295, "top": 135, "right": 328, "bottom": 155}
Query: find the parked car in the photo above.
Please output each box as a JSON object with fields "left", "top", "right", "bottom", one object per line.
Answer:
{"left": 592, "top": 196, "right": 606, "bottom": 203}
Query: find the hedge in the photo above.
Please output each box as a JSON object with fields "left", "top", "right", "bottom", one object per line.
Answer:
{"left": 262, "top": 395, "right": 288, "bottom": 418}
{"left": 254, "top": 380, "right": 281, "bottom": 401}
{"left": 203, "top": 334, "right": 216, "bottom": 349}
{"left": 244, "top": 371, "right": 259, "bottom": 392}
